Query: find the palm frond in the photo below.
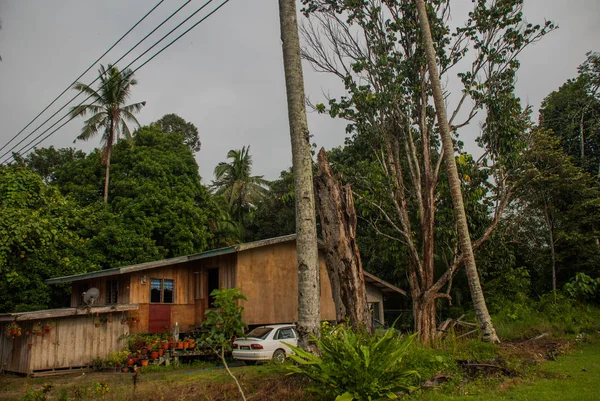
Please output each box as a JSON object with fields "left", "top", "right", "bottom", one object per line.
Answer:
{"left": 71, "top": 83, "right": 103, "bottom": 103}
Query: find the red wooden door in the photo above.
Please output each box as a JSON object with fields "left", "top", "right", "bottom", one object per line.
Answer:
{"left": 148, "top": 304, "right": 171, "bottom": 334}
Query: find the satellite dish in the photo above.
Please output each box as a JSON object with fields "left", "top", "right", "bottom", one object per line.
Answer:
{"left": 82, "top": 287, "right": 100, "bottom": 306}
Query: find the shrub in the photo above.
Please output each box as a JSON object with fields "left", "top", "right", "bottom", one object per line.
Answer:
{"left": 564, "top": 273, "right": 600, "bottom": 303}
{"left": 287, "top": 323, "right": 418, "bottom": 401}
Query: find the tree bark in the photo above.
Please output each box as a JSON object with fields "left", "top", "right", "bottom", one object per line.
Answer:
{"left": 279, "top": 0, "right": 320, "bottom": 350}
{"left": 414, "top": 0, "right": 499, "bottom": 344}
{"left": 103, "top": 122, "right": 114, "bottom": 204}
{"left": 542, "top": 198, "right": 557, "bottom": 301}
{"left": 580, "top": 110, "right": 585, "bottom": 162}
{"left": 314, "top": 148, "right": 372, "bottom": 332}
{"left": 413, "top": 296, "right": 436, "bottom": 344}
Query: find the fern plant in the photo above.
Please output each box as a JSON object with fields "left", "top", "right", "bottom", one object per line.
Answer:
{"left": 286, "top": 324, "right": 418, "bottom": 400}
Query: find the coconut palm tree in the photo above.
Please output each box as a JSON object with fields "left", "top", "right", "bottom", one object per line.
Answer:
{"left": 211, "top": 146, "right": 269, "bottom": 221}
{"left": 414, "top": 0, "right": 499, "bottom": 343}
{"left": 70, "top": 64, "right": 146, "bottom": 203}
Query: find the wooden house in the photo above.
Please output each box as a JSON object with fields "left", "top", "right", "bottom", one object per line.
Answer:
{"left": 0, "top": 235, "right": 405, "bottom": 375}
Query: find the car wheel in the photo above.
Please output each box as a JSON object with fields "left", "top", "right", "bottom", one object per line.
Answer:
{"left": 245, "top": 360, "right": 257, "bottom": 366}
{"left": 272, "top": 349, "right": 286, "bottom": 365}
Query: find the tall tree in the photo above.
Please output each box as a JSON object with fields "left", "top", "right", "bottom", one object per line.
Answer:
{"left": 515, "top": 129, "right": 600, "bottom": 298}
{"left": 70, "top": 64, "right": 146, "bottom": 203}
{"left": 279, "top": 0, "right": 321, "bottom": 350}
{"left": 211, "top": 146, "right": 269, "bottom": 223}
{"left": 301, "top": 0, "right": 552, "bottom": 343}
{"left": 540, "top": 52, "right": 600, "bottom": 177}
{"left": 153, "top": 113, "right": 201, "bottom": 152}
{"left": 414, "top": 0, "right": 498, "bottom": 342}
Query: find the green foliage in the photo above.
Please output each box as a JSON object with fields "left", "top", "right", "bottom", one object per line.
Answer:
{"left": 563, "top": 273, "right": 600, "bottom": 303}
{"left": 211, "top": 146, "right": 269, "bottom": 230}
{"left": 153, "top": 113, "right": 201, "bottom": 152}
{"left": 247, "top": 168, "right": 296, "bottom": 241}
{"left": 540, "top": 52, "right": 600, "bottom": 176}
{"left": 201, "top": 287, "right": 248, "bottom": 351}
{"left": 0, "top": 166, "right": 90, "bottom": 312}
{"left": 287, "top": 323, "right": 418, "bottom": 400}
{"left": 493, "top": 296, "right": 600, "bottom": 340}
{"left": 22, "top": 384, "right": 52, "bottom": 401}
{"left": 513, "top": 129, "right": 600, "bottom": 291}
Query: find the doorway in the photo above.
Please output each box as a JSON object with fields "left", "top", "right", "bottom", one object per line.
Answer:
{"left": 207, "top": 268, "right": 219, "bottom": 307}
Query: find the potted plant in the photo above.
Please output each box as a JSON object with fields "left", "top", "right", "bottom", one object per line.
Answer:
{"left": 150, "top": 342, "right": 160, "bottom": 360}
{"left": 32, "top": 328, "right": 42, "bottom": 337}
{"left": 5, "top": 322, "right": 21, "bottom": 338}
{"left": 177, "top": 340, "right": 184, "bottom": 349}
{"left": 140, "top": 356, "right": 149, "bottom": 367}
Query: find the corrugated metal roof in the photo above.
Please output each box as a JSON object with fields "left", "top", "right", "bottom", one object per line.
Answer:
{"left": 46, "top": 234, "right": 299, "bottom": 284}
{"left": 45, "top": 234, "right": 407, "bottom": 298}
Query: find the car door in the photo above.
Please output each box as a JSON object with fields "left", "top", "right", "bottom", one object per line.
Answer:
{"left": 275, "top": 327, "right": 298, "bottom": 354}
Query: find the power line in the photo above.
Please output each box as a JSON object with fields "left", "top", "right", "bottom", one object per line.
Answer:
{"left": 3, "top": 0, "right": 232, "bottom": 165}
{"left": 0, "top": 0, "right": 165, "bottom": 156}
{"left": 0, "top": 0, "right": 193, "bottom": 162}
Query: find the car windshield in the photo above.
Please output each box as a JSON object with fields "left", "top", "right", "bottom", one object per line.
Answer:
{"left": 246, "top": 327, "right": 273, "bottom": 340}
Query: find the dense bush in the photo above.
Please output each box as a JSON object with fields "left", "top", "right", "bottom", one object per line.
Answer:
{"left": 492, "top": 294, "right": 600, "bottom": 339}
{"left": 287, "top": 323, "right": 418, "bottom": 401}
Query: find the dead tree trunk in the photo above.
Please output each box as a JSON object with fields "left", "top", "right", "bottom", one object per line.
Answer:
{"left": 278, "top": 0, "right": 321, "bottom": 350}
{"left": 314, "top": 148, "right": 372, "bottom": 332}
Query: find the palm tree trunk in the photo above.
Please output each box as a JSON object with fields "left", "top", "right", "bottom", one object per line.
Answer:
{"left": 103, "top": 122, "right": 114, "bottom": 204}
{"left": 414, "top": 0, "right": 499, "bottom": 343}
{"left": 279, "top": 0, "right": 320, "bottom": 350}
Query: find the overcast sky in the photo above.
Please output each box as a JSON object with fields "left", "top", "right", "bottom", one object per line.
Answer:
{"left": 1, "top": 0, "right": 599, "bottom": 182}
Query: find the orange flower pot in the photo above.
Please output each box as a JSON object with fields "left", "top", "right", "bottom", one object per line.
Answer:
{"left": 141, "top": 359, "right": 149, "bottom": 367}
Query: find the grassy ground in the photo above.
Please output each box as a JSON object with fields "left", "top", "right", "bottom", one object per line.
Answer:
{"left": 416, "top": 340, "right": 600, "bottom": 401}
{"left": 1, "top": 337, "right": 598, "bottom": 400}
{"left": 0, "top": 362, "right": 315, "bottom": 401}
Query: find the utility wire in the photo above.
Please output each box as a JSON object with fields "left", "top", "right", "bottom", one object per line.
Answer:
{"left": 0, "top": 0, "right": 165, "bottom": 156}
{"left": 0, "top": 0, "right": 193, "bottom": 162}
{"left": 3, "top": 0, "right": 231, "bottom": 164}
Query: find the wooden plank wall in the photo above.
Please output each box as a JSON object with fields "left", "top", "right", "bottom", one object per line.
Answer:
{"left": 0, "top": 314, "right": 130, "bottom": 374}
{"left": 0, "top": 321, "right": 31, "bottom": 374}
{"left": 70, "top": 276, "right": 130, "bottom": 307}
{"left": 126, "top": 256, "right": 240, "bottom": 333}
{"left": 236, "top": 242, "right": 336, "bottom": 325}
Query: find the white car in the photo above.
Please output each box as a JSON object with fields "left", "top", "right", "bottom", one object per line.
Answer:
{"left": 232, "top": 324, "right": 298, "bottom": 364}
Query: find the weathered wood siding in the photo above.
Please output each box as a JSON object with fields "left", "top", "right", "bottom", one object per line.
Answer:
{"left": 365, "top": 283, "right": 385, "bottom": 323}
{"left": 0, "top": 314, "right": 130, "bottom": 374}
{"left": 70, "top": 276, "right": 130, "bottom": 307}
{"left": 236, "top": 242, "right": 336, "bottom": 325}
{"left": 127, "top": 255, "right": 237, "bottom": 333}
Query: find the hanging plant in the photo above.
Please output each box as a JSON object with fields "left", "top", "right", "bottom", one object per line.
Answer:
{"left": 42, "top": 320, "right": 55, "bottom": 334}
{"left": 5, "top": 322, "right": 22, "bottom": 338}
